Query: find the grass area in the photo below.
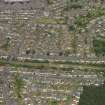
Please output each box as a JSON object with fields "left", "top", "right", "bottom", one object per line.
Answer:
{"left": 66, "top": 0, "right": 85, "bottom": 10}
{"left": 35, "top": 18, "right": 66, "bottom": 24}
{"left": 47, "top": 0, "right": 53, "bottom": 5}
{"left": 13, "top": 72, "right": 24, "bottom": 105}
{"left": 48, "top": 96, "right": 71, "bottom": 105}
{"left": 69, "top": 3, "right": 83, "bottom": 9}
{"left": 79, "top": 83, "right": 105, "bottom": 105}
{"left": 93, "top": 38, "right": 105, "bottom": 56}
{"left": 0, "top": 37, "right": 11, "bottom": 51}
{"left": 48, "top": 100, "right": 58, "bottom": 105}
{"left": 0, "top": 58, "right": 105, "bottom": 72}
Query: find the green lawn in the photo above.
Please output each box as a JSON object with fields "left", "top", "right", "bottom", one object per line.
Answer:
{"left": 35, "top": 18, "right": 66, "bottom": 24}
{"left": 0, "top": 58, "right": 105, "bottom": 71}
{"left": 79, "top": 83, "right": 105, "bottom": 105}
{"left": 93, "top": 38, "right": 105, "bottom": 56}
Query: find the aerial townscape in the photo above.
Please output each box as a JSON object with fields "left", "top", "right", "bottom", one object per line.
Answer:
{"left": 0, "top": 0, "right": 105, "bottom": 105}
